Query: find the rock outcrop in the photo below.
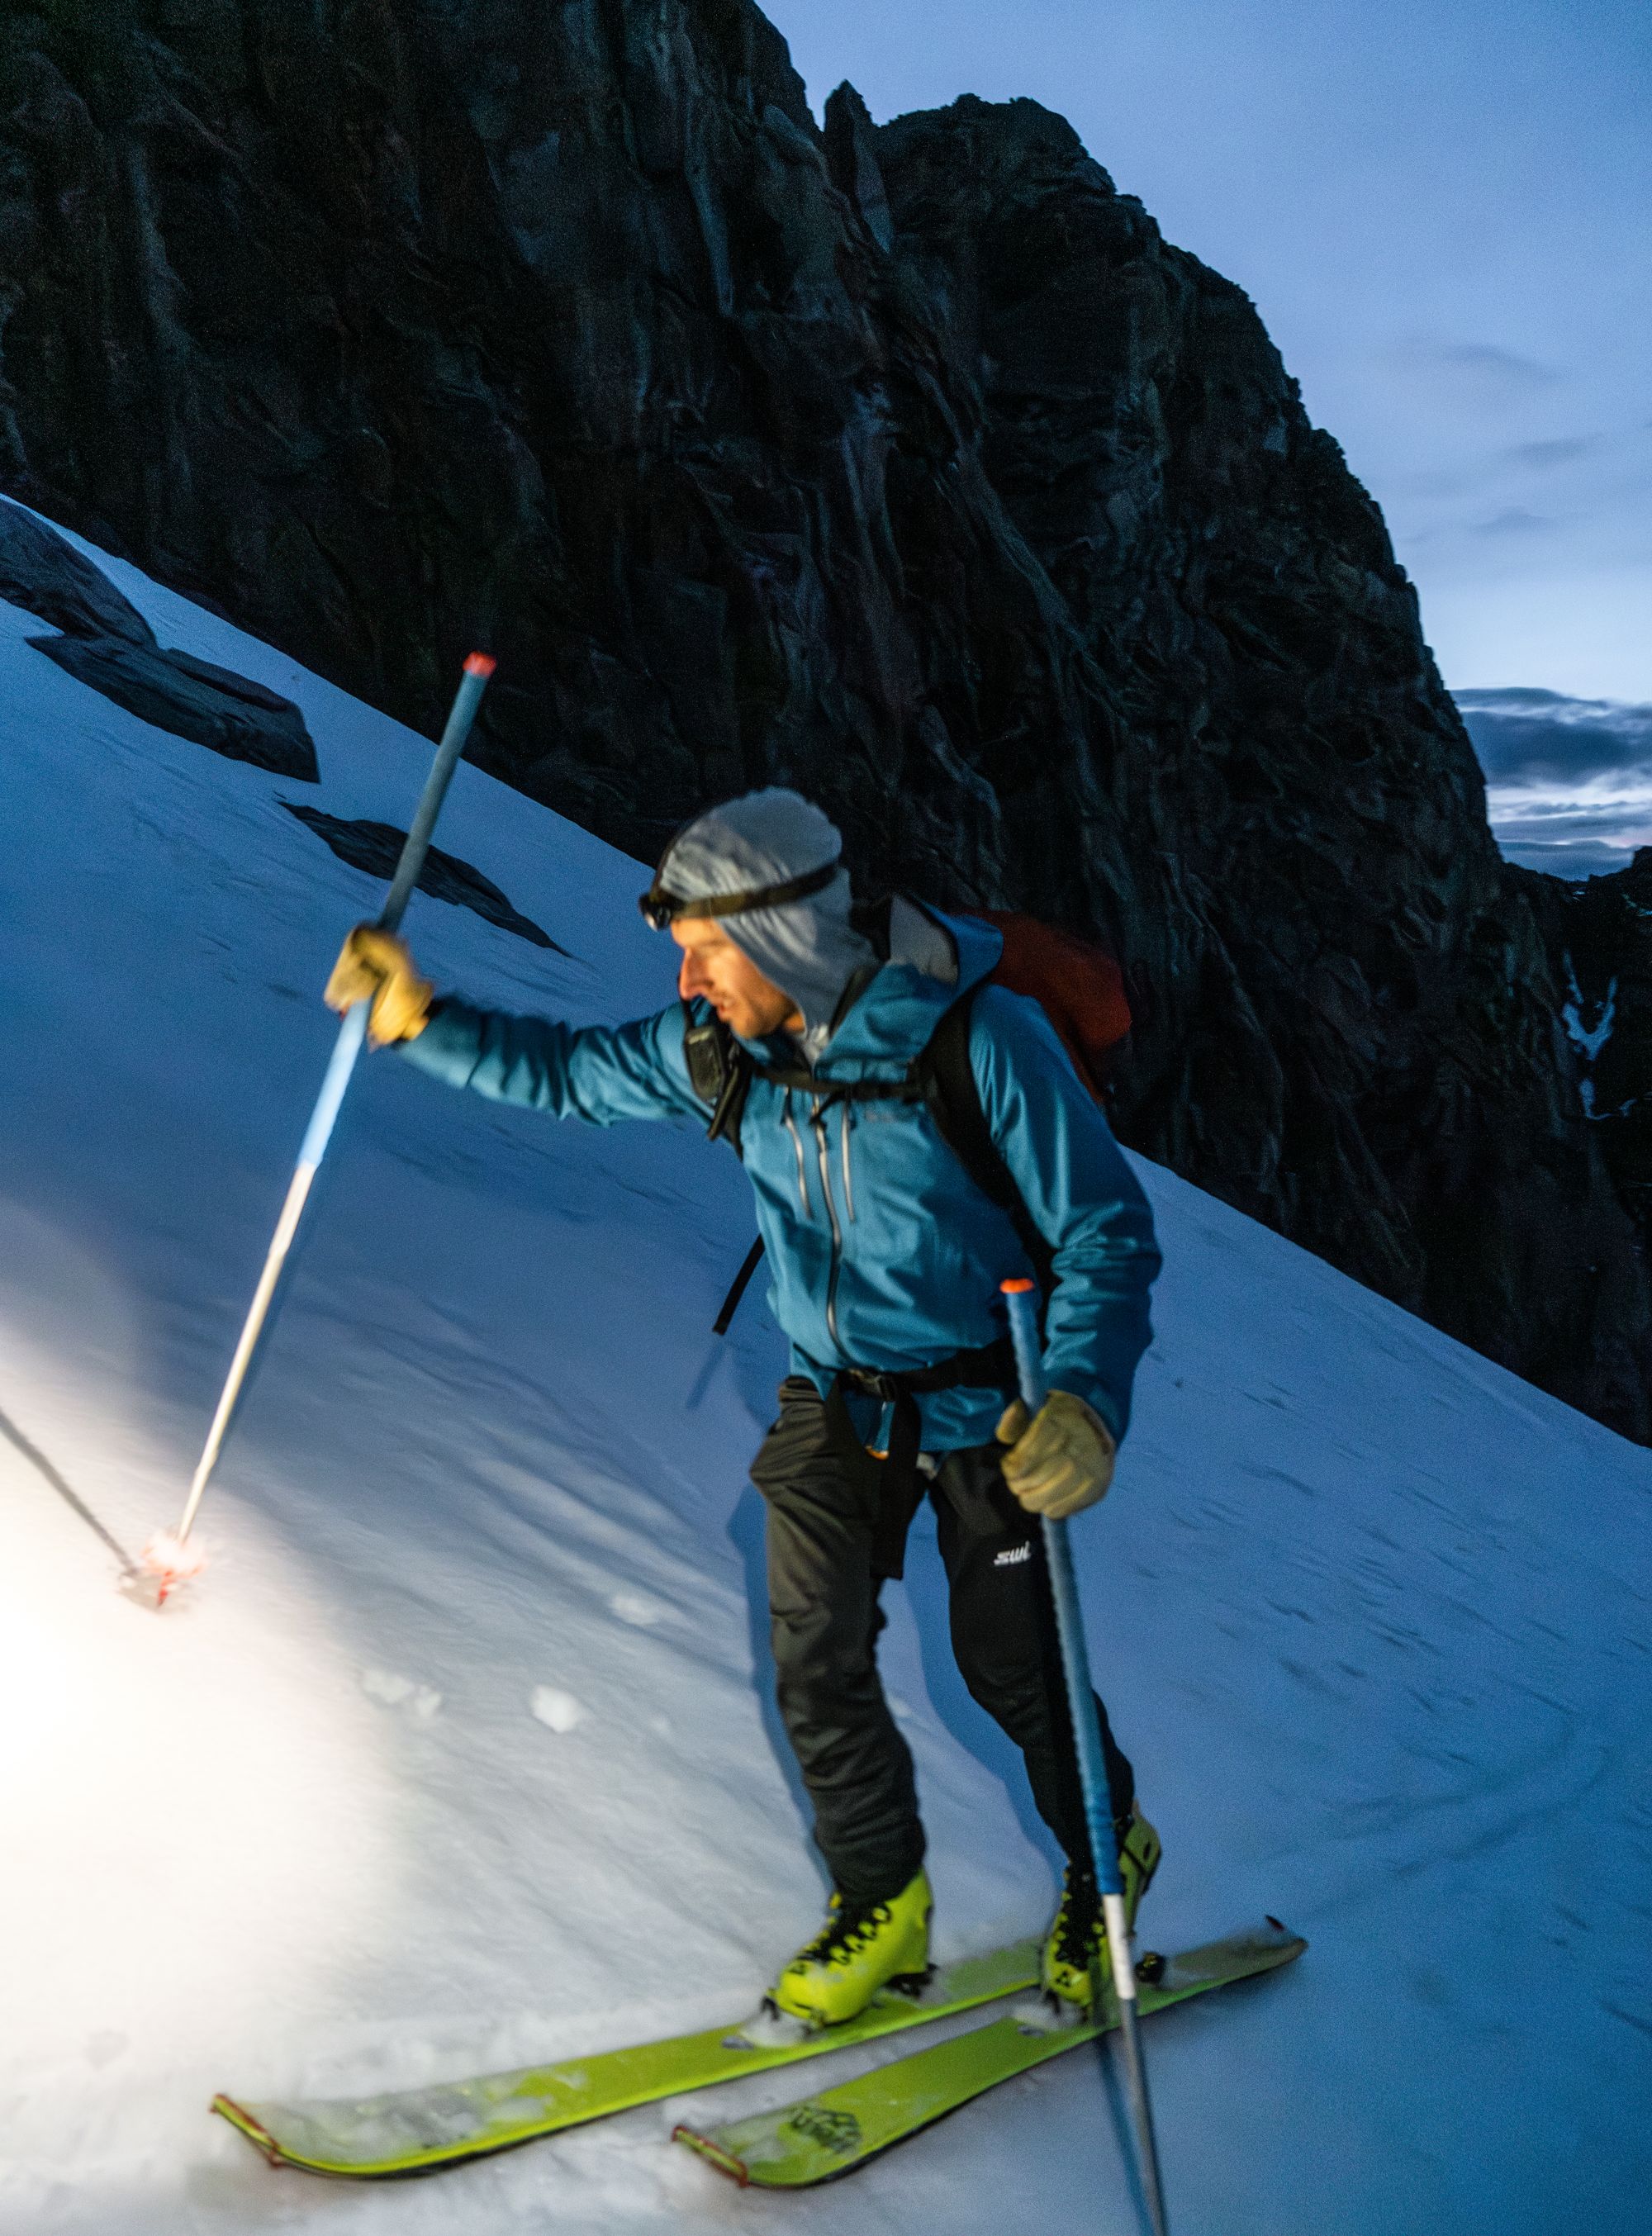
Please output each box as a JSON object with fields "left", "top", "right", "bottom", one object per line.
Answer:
{"left": 0, "top": 501, "right": 316, "bottom": 777}
{"left": 284, "top": 805, "right": 566, "bottom": 951}
{"left": 0, "top": 1, "right": 1642, "bottom": 1433}
{"left": 1509, "top": 857, "right": 1652, "bottom": 1252}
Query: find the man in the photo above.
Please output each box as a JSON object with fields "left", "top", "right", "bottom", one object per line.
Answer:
{"left": 328, "top": 787, "right": 1162, "bottom": 2027}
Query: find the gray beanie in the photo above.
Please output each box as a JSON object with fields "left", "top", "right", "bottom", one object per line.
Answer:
{"left": 654, "top": 789, "right": 877, "bottom": 1048}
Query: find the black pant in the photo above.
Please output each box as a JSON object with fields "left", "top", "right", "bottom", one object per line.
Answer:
{"left": 751, "top": 1375, "right": 1135, "bottom": 1905}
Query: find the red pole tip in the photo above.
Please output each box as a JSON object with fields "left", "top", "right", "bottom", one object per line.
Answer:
{"left": 463, "top": 652, "right": 497, "bottom": 677}
{"left": 1001, "top": 1276, "right": 1037, "bottom": 1294}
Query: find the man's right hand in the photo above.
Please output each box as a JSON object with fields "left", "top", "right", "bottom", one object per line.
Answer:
{"left": 325, "top": 925, "right": 434, "bottom": 1046}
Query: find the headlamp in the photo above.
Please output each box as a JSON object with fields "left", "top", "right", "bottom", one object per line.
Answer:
{"left": 638, "top": 857, "right": 840, "bottom": 931}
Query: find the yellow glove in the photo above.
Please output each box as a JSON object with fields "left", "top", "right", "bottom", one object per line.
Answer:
{"left": 995, "top": 1389, "right": 1117, "bottom": 1520}
{"left": 325, "top": 925, "right": 434, "bottom": 1046}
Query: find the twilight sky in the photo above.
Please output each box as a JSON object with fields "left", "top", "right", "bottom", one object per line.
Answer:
{"left": 764, "top": 0, "right": 1652, "bottom": 872}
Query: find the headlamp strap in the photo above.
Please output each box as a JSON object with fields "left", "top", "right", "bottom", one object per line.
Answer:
{"left": 640, "top": 856, "right": 839, "bottom": 928}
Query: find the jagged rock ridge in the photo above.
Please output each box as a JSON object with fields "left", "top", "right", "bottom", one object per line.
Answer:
{"left": 0, "top": 0, "right": 1642, "bottom": 1435}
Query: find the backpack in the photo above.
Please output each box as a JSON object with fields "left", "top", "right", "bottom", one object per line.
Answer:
{"left": 686, "top": 904, "right": 1132, "bottom": 1334}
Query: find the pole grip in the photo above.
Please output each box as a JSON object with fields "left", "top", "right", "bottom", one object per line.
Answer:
{"left": 1002, "top": 1275, "right": 1048, "bottom": 1412}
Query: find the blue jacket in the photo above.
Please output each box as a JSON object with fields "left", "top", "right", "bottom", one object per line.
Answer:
{"left": 400, "top": 909, "right": 1161, "bottom": 1450}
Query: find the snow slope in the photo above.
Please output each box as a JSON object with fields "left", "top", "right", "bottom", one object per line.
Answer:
{"left": 0, "top": 501, "right": 1648, "bottom": 2235}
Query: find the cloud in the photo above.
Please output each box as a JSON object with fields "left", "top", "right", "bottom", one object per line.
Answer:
{"left": 1457, "top": 688, "right": 1652, "bottom": 871}
{"left": 1392, "top": 434, "right": 1599, "bottom": 510}
{"left": 1456, "top": 690, "right": 1652, "bottom": 876}
{"left": 1456, "top": 689, "right": 1652, "bottom": 785}
{"left": 1393, "top": 339, "right": 1564, "bottom": 411}
{"left": 1495, "top": 837, "right": 1641, "bottom": 876}
{"left": 1505, "top": 436, "right": 1595, "bottom": 470}
{"left": 1473, "top": 508, "right": 1555, "bottom": 538}
{"left": 1483, "top": 783, "right": 1652, "bottom": 876}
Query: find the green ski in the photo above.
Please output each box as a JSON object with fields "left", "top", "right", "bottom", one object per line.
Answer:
{"left": 212, "top": 1938, "right": 1040, "bottom": 2177}
{"left": 675, "top": 1918, "right": 1306, "bottom": 2188}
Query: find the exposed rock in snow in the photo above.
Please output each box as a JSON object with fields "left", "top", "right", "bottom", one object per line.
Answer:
{"left": 0, "top": 503, "right": 318, "bottom": 779}
{"left": 284, "top": 805, "right": 567, "bottom": 952}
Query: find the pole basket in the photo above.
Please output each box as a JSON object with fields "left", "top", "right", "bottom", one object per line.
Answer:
{"left": 126, "top": 1530, "right": 210, "bottom": 1610}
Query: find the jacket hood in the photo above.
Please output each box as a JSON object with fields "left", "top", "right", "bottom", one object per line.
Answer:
{"left": 751, "top": 900, "right": 1004, "bottom": 1077}
{"left": 656, "top": 789, "right": 875, "bottom": 1050}
{"left": 657, "top": 790, "right": 1002, "bottom": 1069}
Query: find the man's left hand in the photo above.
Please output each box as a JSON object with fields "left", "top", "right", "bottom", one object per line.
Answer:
{"left": 995, "top": 1390, "right": 1117, "bottom": 1520}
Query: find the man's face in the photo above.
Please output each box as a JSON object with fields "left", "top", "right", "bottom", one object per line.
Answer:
{"left": 671, "top": 919, "right": 801, "bottom": 1039}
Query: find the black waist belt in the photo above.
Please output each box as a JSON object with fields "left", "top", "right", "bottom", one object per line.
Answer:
{"left": 828, "top": 1335, "right": 1018, "bottom": 1578}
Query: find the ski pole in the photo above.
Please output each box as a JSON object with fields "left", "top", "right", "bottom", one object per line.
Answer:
{"left": 1001, "top": 1277, "right": 1170, "bottom": 2236}
{"left": 154, "top": 654, "right": 497, "bottom": 1583}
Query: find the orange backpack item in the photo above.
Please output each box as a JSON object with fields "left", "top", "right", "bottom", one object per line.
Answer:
{"left": 972, "top": 910, "right": 1132, "bottom": 1101}
{"left": 700, "top": 902, "right": 1132, "bottom": 1333}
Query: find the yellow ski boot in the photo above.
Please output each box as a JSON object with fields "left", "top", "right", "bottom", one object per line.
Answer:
{"left": 1041, "top": 1805, "right": 1162, "bottom": 2010}
{"left": 769, "top": 1870, "right": 933, "bottom": 2029}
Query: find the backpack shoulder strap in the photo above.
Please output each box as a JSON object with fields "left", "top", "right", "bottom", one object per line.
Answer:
{"left": 919, "top": 990, "right": 1056, "bottom": 1299}
{"left": 713, "top": 1232, "right": 767, "bottom": 1334}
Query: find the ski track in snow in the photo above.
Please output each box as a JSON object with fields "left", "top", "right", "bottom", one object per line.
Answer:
{"left": 1, "top": 501, "right": 1650, "bottom": 2233}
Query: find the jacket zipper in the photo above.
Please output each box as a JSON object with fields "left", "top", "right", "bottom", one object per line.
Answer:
{"left": 839, "top": 1100, "right": 857, "bottom": 1223}
{"left": 811, "top": 1098, "right": 845, "bottom": 1351}
{"left": 783, "top": 1090, "right": 810, "bottom": 1214}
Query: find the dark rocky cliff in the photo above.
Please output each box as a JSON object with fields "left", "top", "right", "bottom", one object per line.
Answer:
{"left": 0, "top": 0, "right": 1644, "bottom": 1435}
{"left": 1510, "top": 856, "right": 1652, "bottom": 1258}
